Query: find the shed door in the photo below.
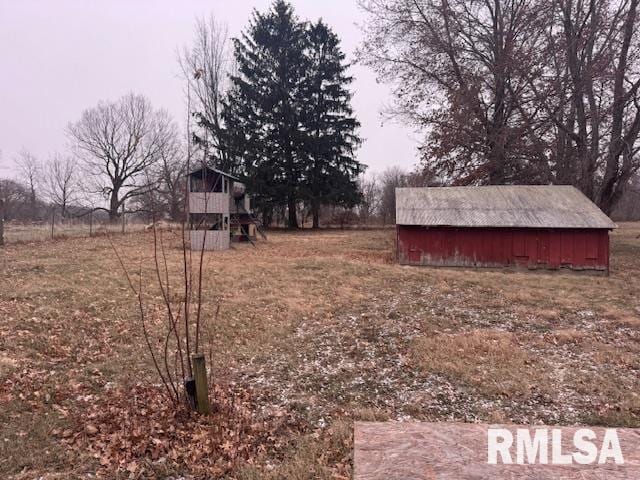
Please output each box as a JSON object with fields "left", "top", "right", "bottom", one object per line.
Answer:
{"left": 408, "top": 243, "right": 421, "bottom": 263}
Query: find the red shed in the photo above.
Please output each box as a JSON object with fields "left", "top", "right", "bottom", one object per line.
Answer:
{"left": 395, "top": 186, "right": 616, "bottom": 273}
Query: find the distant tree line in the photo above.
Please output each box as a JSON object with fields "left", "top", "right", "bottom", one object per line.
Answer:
{"left": 0, "top": 149, "right": 80, "bottom": 222}
{"left": 0, "top": 100, "right": 187, "bottom": 224}
{"left": 355, "top": 167, "right": 440, "bottom": 226}
{"left": 1, "top": 1, "right": 361, "bottom": 229}
{"left": 4, "top": 0, "right": 640, "bottom": 227}
{"left": 359, "top": 0, "right": 640, "bottom": 215}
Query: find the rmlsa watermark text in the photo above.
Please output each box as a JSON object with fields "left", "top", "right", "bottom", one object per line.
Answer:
{"left": 487, "top": 428, "right": 624, "bottom": 465}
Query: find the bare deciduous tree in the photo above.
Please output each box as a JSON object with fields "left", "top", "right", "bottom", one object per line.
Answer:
{"left": 178, "top": 16, "right": 234, "bottom": 171}
{"left": 594, "top": 0, "right": 640, "bottom": 212}
{"left": 379, "top": 166, "right": 407, "bottom": 225}
{"left": 67, "top": 94, "right": 175, "bottom": 221}
{"left": 0, "top": 178, "right": 31, "bottom": 220}
{"left": 158, "top": 138, "right": 187, "bottom": 222}
{"left": 612, "top": 173, "right": 640, "bottom": 220}
{"left": 359, "top": 0, "right": 640, "bottom": 215}
{"left": 14, "top": 149, "right": 40, "bottom": 219}
{"left": 358, "top": 174, "right": 381, "bottom": 224}
{"left": 135, "top": 128, "right": 187, "bottom": 222}
{"left": 359, "top": 0, "right": 549, "bottom": 185}
{"left": 42, "top": 154, "right": 78, "bottom": 218}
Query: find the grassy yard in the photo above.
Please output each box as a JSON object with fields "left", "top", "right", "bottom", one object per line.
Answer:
{"left": 3, "top": 221, "right": 148, "bottom": 244}
{"left": 1, "top": 225, "right": 639, "bottom": 478}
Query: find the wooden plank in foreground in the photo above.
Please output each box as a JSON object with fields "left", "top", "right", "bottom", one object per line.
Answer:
{"left": 354, "top": 422, "right": 640, "bottom": 480}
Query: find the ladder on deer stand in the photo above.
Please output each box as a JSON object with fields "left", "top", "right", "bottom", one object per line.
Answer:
{"left": 233, "top": 199, "right": 268, "bottom": 246}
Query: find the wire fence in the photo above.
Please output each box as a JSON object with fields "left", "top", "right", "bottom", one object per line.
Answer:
{"left": 1, "top": 215, "right": 149, "bottom": 245}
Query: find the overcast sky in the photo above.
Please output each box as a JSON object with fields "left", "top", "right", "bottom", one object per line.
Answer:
{"left": 0, "top": 0, "right": 420, "bottom": 178}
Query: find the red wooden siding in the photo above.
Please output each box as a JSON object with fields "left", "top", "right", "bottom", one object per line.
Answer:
{"left": 396, "top": 226, "right": 609, "bottom": 272}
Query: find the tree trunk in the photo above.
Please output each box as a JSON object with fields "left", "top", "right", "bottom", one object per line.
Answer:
{"left": 560, "top": 5, "right": 598, "bottom": 200}
{"left": 170, "top": 198, "right": 182, "bottom": 222}
{"left": 261, "top": 207, "right": 273, "bottom": 229}
{"left": 312, "top": 201, "right": 320, "bottom": 229}
{"left": 287, "top": 198, "right": 299, "bottom": 229}
{"left": 29, "top": 189, "right": 37, "bottom": 220}
{"left": 109, "top": 187, "right": 121, "bottom": 222}
{"left": 598, "top": 0, "right": 640, "bottom": 215}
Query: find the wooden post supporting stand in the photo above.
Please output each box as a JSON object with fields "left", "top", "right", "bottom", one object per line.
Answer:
{"left": 191, "top": 354, "right": 210, "bottom": 415}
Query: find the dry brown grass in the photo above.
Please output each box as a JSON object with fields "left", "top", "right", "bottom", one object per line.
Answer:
{"left": 3, "top": 220, "right": 148, "bottom": 244}
{"left": 413, "top": 330, "right": 543, "bottom": 399}
{"left": 0, "top": 224, "right": 639, "bottom": 478}
{"left": 545, "top": 328, "right": 587, "bottom": 345}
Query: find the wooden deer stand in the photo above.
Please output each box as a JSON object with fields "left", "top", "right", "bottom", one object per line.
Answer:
{"left": 187, "top": 165, "right": 266, "bottom": 251}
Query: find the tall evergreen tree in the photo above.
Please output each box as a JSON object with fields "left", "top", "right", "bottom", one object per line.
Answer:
{"left": 302, "top": 20, "right": 363, "bottom": 228}
{"left": 226, "top": 1, "right": 363, "bottom": 228}
{"left": 226, "top": 0, "right": 308, "bottom": 228}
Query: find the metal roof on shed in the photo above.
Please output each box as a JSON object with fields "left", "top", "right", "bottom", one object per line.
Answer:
{"left": 395, "top": 185, "right": 616, "bottom": 229}
{"left": 189, "top": 165, "right": 241, "bottom": 182}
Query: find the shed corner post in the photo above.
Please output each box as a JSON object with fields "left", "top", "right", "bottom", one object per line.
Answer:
{"left": 395, "top": 225, "right": 399, "bottom": 264}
